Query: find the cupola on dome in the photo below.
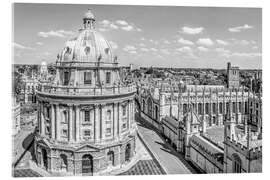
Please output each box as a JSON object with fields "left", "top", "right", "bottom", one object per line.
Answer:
{"left": 58, "top": 9, "right": 114, "bottom": 63}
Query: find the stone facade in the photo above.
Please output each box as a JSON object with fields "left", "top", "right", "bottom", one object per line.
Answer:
{"left": 227, "top": 62, "right": 240, "bottom": 89}
{"left": 35, "top": 9, "right": 137, "bottom": 175}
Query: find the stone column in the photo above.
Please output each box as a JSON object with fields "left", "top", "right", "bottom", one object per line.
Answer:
{"left": 100, "top": 104, "right": 104, "bottom": 141}
{"left": 113, "top": 103, "right": 117, "bottom": 139}
{"left": 75, "top": 105, "right": 80, "bottom": 141}
{"left": 127, "top": 100, "right": 130, "bottom": 130}
{"left": 56, "top": 104, "right": 61, "bottom": 140}
{"left": 68, "top": 104, "right": 74, "bottom": 142}
{"left": 94, "top": 104, "right": 100, "bottom": 142}
{"left": 117, "top": 103, "right": 120, "bottom": 137}
{"left": 40, "top": 102, "right": 45, "bottom": 136}
{"left": 51, "top": 104, "right": 55, "bottom": 139}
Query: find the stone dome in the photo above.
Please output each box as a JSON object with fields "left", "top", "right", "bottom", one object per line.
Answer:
{"left": 58, "top": 10, "right": 114, "bottom": 63}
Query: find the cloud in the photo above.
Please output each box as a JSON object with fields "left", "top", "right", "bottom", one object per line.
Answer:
{"left": 163, "top": 40, "right": 170, "bottom": 44}
{"left": 216, "top": 39, "right": 229, "bottom": 46}
{"left": 98, "top": 28, "right": 108, "bottom": 32}
{"left": 116, "top": 20, "right": 129, "bottom": 26}
{"left": 228, "top": 24, "right": 253, "bottom": 32}
{"left": 109, "top": 41, "right": 118, "bottom": 49}
{"left": 176, "top": 46, "right": 192, "bottom": 53}
{"left": 99, "top": 20, "right": 111, "bottom": 26}
{"left": 180, "top": 26, "right": 204, "bottom": 35}
{"left": 129, "top": 51, "right": 137, "bottom": 54}
{"left": 197, "top": 46, "right": 209, "bottom": 52}
{"left": 121, "top": 25, "right": 134, "bottom": 31}
{"left": 150, "top": 48, "right": 158, "bottom": 52}
{"left": 160, "top": 49, "right": 170, "bottom": 55}
{"left": 140, "top": 47, "right": 149, "bottom": 52}
{"left": 109, "top": 23, "right": 119, "bottom": 29}
{"left": 123, "top": 45, "right": 136, "bottom": 52}
{"left": 178, "top": 38, "right": 194, "bottom": 45}
{"left": 13, "top": 42, "right": 34, "bottom": 50}
{"left": 38, "top": 30, "right": 74, "bottom": 38}
{"left": 36, "top": 42, "right": 43, "bottom": 46}
{"left": 215, "top": 48, "right": 230, "bottom": 54}
{"left": 136, "top": 28, "right": 142, "bottom": 32}
{"left": 231, "top": 52, "right": 261, "bottom": 58}
{"left": 196, "top": 38, "right": 214, "bottom": 46}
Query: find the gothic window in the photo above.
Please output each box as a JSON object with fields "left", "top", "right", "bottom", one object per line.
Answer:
{"left": 84, "top": 110, "right": 90, "bottom": 122}
{"left": 155, "top": 105, "right": 158, "bottom": 120}
{"left": 63, "top": 71, "right": 69, "bottom": 86}
{"left": 147, "top": 98, "right": 152, "bottom": 117}
{"left": 106, "top": 72, "right": 111, "bottom": 84}
{"left": 142, "top": 100, "right": 146, "bottom": 112}
{"left": 84, "top": 71, "right": 92, "bottom": 85}
{"left": 84, "top": 46, "right": 91, "bottom": 55}
{"left": 232, "top": 154, "right": 242, "bottom": 173}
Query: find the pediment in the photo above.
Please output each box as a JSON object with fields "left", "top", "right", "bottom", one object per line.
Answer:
{"left": 75, "top": 144, "right": 100, "bottom": 152}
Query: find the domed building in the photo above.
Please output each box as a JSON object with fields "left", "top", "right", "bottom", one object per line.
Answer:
{"left": 35, "top": 9, "right": 137, "bottom": 175}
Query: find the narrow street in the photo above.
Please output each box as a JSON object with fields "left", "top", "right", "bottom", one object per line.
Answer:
{"left": 136, "top": 114, "right": 199, "bottom": 174}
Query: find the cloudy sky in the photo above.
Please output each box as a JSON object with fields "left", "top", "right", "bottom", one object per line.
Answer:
{"left": 13, "top": 3, "right": 262, "bottom": 69}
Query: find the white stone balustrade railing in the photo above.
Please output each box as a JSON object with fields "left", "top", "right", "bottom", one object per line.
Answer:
{"left": 37, "top": 83, "right": 136, "bottom": 96}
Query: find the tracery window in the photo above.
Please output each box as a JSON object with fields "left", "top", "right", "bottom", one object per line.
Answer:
{"left": 232, "top": 154, "right": 242, "bottom": 173}
{"left": 147, "top": 98, "right": 152, "bottom": 117}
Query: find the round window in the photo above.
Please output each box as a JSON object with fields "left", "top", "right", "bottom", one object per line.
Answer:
{"left": 85, "top": 46, "right": 91, "bottom": 55}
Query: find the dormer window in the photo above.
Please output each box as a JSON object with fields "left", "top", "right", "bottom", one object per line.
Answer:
{"left": 85, "top": 46, "right": 90, "bottom": 55}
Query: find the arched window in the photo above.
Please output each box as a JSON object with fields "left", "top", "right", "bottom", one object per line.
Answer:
{"left": 107, "top": 110, "right": 111, "bottom": 121}
{"left": 183, "top": 104, "right": 187, "bottom": 114}
{"left": 233, "top": 102, "right": 236, "bottom": 113}
{"left": 219, "top": 102, "right": 223, "bottom": 114}
{"left": 155, "top": 106, "right": 158, "bottom": 120}
{"left": 60, "top": 154, "right": 68, "bottom": 172}
{"left": 82, "top": 154, "right": 93, "bottom": 174}
{"left": 147, "top": 98, "right": 152, "bottom": 117}
{"left": 107, "top": 151, "right": 114, "bottom": 166}
{"left": 62, "top": 110, "right": 68, "bottom": 123}
{"left": 232, "top": 154, "right": 242, "bottom": 173}
{"left": 198, "top": 103, "right": 202, "bottom": 115}
{"left": 238, "top": 102, "right": 242, "bottom": 113}
{"left": 212, "top": 103, "right": 216, "bottom": 114}
{"left": 125, "top": 144, "right": 131, "bottom": 162}
{"left": 205, "top": 103, "right": 209, "bottom": 114}
{"left": 142, "top": 100, "right": 146, "bottom": 113}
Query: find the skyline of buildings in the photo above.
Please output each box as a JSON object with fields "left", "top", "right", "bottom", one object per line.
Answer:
{"left": 13, "top": 3, "right": 261, "bottom": 69}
